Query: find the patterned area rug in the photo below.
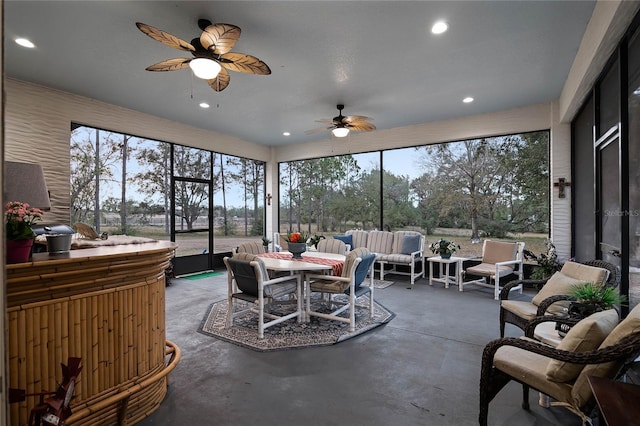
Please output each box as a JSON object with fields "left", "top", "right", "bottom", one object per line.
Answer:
{"left": 198, "top": 295, "right": 395, "bottom": 352}
{"left": 368, "top": 279, "right": 395, "bottom": 289}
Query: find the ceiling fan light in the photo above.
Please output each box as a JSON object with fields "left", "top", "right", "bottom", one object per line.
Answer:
{"left": 189, "top": 58, "right": 222, "bottom": 80}
{"left": 332, "top": 127, "right": 350, "bottom": 138}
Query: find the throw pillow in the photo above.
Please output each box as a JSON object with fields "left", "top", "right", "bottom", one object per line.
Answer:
{"left": 333, "top": 234, "right": 353, "bottom": 250}
{"left": 531, "top": 271, "right": 585, "bottom": 307}
{"left": 570, "top": 304, "right": 640, "bottom": 408}
{"left": 401, "top": 234, "right": 421, "bottom": 255}
{"left": 545, "top": 309, "right": 618, "bottom": 382}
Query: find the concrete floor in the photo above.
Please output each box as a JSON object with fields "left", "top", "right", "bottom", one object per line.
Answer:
{"left": 138, "top": 272, "right": 582, "bottom": 426}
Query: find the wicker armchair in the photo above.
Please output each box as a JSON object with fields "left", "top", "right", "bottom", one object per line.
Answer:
{"left": 479, "top": 305, "right": 640, "bottom": 425}
{"left": 499, "top": 260, "right": 620, "bottom": 337}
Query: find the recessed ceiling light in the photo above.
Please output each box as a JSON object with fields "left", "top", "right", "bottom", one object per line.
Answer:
{"left": 199, "top": 102, "right": 210, "bottom": 108}
{"left": 431, "top": 21, "right": 448, "bottom": 35}
{"left": 283, "top": 132, "right": 291, "bottom": 136}
{"left": 463, "top": 97, "right": 474, "bottom": 103}
{"left": 15, "top": 38, "right": 35, "bottom": 48}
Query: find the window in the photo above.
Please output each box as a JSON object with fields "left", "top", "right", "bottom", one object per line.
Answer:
{"left": 279, "top": 131, "right": 550, "bottom": 258}
{"left": 70, "top": 125, "right": 265, "bottom": 257}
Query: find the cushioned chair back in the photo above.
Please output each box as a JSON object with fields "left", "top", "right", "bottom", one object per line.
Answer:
{"left": 482, "top": 240, "right": 518, "bottom": 264}
{"left": 317, "top": 238, "right": 347, "bottom": 254}
{"left": 354, "top": 253, "right": 376, "bottom": 290}
{"left": 561, "top": 261, "right": 609, "bottom": 285}
{"left": 226, "top": 258, "right": 260, "bottom": 297}
{"left": 342, "top": 247, "right": 370, "bottom": 278}
{"left": 346, "top": 230, "right": 368, "bottom": 249}
{"left": 237, "top": 241, "right": 266, "bottom": 254}
{"left": 367, "top": 230, "right": 394, "bottom": 254}
{"left": 582, "top": 260, "right": 619, "bottom": 288}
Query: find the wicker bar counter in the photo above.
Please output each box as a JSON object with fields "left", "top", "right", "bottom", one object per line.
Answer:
{"left": 6, "top": 241, "right": 180, "bottom": 426}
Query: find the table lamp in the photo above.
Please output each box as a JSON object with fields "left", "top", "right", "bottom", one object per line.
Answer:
{"left": 4, "top": 161, "right": 51, "bottom": 210}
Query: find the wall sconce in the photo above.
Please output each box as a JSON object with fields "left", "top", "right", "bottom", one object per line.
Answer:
{"left": 5, "top": 161, "right": 51, "bottom": 210}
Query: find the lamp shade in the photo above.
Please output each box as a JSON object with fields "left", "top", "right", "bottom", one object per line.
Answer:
{"left": 189, "top": 58, "right": 222, "bottom": 80}
{"left": 332, "top": 127, "right": 350, "bottom": 138}
{"left": 5, "top": 162, "right": 51, "bottom": 210}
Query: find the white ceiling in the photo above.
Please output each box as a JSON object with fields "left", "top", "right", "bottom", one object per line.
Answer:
{"left": 4, "top": 1, "right": 596, "bottom": 147}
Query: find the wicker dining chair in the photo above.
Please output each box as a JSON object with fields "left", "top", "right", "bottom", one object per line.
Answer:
{"left": 499, "top": 259, "right": 620, "bottom": 337}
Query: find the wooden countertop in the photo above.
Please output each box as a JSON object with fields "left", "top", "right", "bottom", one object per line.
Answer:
{"left": 6, "top": 241, "right": 177, "bottom": 308}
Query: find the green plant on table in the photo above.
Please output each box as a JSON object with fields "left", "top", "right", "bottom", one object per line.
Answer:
{"left": 569, "top": 282, "right": 627, "bottom": 312}
{"left": 429, "top": 239, "right": 459, "bottom": 255}
{"left": 308, "top": 234, "right": 325, "bottom": 249}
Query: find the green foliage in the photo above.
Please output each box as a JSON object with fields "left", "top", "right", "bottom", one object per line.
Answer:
{"left": 308, "top": 234, "right": 326, "bottom": 249}
{"left": 523, "top": 239, "right": 562, "bottom": 279}
{"left": 570, "top": 282, "right": 627, "bottom": 310}
{"left": 478, "top": 219, "right": 511, "bottom": 239}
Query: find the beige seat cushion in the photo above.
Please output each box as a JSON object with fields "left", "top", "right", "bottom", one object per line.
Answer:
{"left": 561, "top": 261, "right": 609, "bottom": 284}
{"left": 483, "top": 240, "right": 518, "bottom": 264}
{"left": 500, "top": 300, "right": 538, "bottom": 322}
{"left": 545, "top": 309, "right": 619, "bottom": 382}
{"left": 494, "top": 343, "right": 573, "bottom": 403}
{"left": 465, "top": 263, "right": 514, "bottom": 278}
{"left": 571, "top": 304, "right": 640, "bottom": 408}
{"left": 531, "top": 271, "right": 586, "bottom": 307}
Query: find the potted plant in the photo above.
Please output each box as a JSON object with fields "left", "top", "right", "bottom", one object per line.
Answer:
{"left": 523, "top": 239, "right": 563, "bottom": 280}
{"left": 428, "top": 239, "right": 460, "bottom": 259}
{"left": 5, "top": 201, "right": 44, "bottom": 263}
{"left": 568, "top": 282, "right": 627, "bottom": 318}
{"left": 308, "top": 234, "right": 325, "bottom": 250}
{"left": 285, "top": 231, "right": 308, "bottom": 259}
{"left": 261, "top": 237, "right": 272, "bottom": 252}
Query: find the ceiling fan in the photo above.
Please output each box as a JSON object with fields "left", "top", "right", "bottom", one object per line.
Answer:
{"left": 306, "top": 104, "right": 376, "bottom": 138}
{"left": 136, "top": 19, "right": 271, "bottom": 92}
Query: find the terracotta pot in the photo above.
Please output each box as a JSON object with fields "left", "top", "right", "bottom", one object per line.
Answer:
{"left": 6, "top": 239, "right": 34, "bottom": 264}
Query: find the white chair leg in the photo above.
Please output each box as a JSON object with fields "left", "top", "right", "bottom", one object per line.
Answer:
{"left": 226, "top": 296, "right": 233, "bottom": 328}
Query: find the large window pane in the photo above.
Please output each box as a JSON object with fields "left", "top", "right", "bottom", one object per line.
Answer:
{"left": 279, "top": 152, "right": 380, "bottom": 237}
{"left": 213, "top": 153, "right": 266, "bottom": 253}
{"left": 278, "top": 132, "right": 549, "bottom": 259}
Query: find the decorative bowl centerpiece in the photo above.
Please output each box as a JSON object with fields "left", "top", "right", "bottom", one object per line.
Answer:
{"left": 285, "top": 231, "right": 308, "bottom": 259}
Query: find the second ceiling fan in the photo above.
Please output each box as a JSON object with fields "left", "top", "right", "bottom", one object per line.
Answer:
{"left": 306, "top": 105, "right": 376, "bottom": 138}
